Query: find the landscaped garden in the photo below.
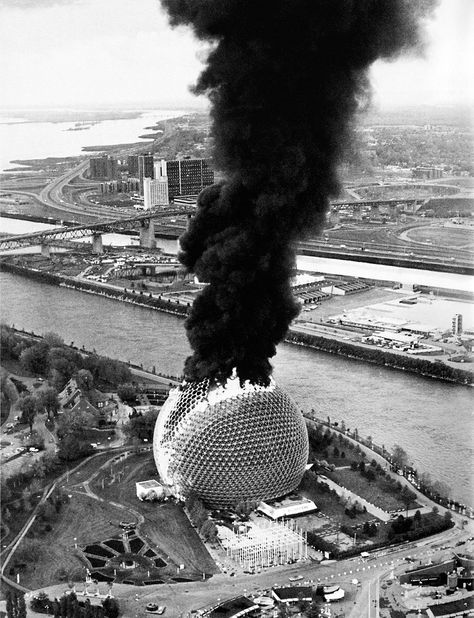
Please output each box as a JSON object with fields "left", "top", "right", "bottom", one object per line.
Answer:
{"left": 89, "top": 452, "right": 219, "bottom": 578}
{"left": 80, "top": 530, "right": 168, "bottom": 584}
{"left": 8, "top": 492, "right": 138, "bottom": 589}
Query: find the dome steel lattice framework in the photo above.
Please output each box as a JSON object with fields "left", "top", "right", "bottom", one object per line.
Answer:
{"left": 153, "top": 377, "right": 308, "bottom": 509}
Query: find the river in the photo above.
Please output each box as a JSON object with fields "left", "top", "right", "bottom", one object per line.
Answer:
{"left": 0, "top": 110, "right": 186, "bottom": 173}
{"left": 0, "top": 270, "right": 472, "bottom": 505}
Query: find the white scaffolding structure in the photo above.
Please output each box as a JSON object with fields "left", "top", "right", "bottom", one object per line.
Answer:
{"left": 217, "top": 518, "right": 308, "bottom": 570}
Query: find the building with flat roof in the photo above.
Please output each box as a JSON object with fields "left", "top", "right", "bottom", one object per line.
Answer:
{"left": 138, "top": 154, "right": 154, "bottom": 194}
{"left": 90, "top": 155, "right": 117, "bottom": 180}
{"left": 202, "top": 596, "right": 259, "bottom": 618}
{"left": 143, "top": 177, "right": 169, "bottom": 209}
{"left": 165, "top": 158, "right": 214, "bottom": 199}
{"left": 426, "top": 596, "right": 474, "bottom": 617}
{"left": 258, "top": 495, "right": 317, "bottom": 520}
{"left": 271, "top": 586, "right": 312, "bottom": 603}
{"left": 136, "top": 479, "right": 166, "bottom": 501}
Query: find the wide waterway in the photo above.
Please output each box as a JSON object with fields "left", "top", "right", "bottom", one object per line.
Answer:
{"left": 0, "top": 270, "right": 472, "bottom": 505}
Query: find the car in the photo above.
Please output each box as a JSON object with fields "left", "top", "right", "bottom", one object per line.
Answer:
{"left": 289, "top": 575, "right": 303, "bottom": 582}
{"left": 146, "top": 603, "right": 158, "bottom": 612}
{"left": 157, "top": 608, "right": 166, "bottom": 615}
{"left": 455, "top": 541, "right": 466, "bottom": 547}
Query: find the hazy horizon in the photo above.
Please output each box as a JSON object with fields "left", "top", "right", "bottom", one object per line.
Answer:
{"left": 0, "top": 0, "right": 471, "bottom": 110}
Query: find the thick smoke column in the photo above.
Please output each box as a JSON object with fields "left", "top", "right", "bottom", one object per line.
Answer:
{"left": 161, "top": 0, "right": 435, "bottom": 386}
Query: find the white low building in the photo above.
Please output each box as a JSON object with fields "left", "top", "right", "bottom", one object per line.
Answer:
{"left": 258, "top": 495, "right": 317, "bottom": 520}
{"left": 135, "top": 479, "right": 165, "bottom": 501}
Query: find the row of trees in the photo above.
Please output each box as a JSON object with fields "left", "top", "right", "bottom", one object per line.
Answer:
{"left": 5, "top": 590, "right": 27, "bottom": 618}
{"left": 30, "top": 591, "right": 119, "bottom": 618}
{"left": 1, "top": 325, "right": 131, "bottom": 392}
{"left": 186, "top": 493, "right": 218, "bottom": 543}
{"left": 286, "top": 330, "right": 473, "bottom": 385}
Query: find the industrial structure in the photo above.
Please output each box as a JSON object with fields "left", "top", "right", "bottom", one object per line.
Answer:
{"left": 153, "top": 375, "right": 308, "bottom": 509}
{"left": 217, "top": 518, "right": 308, "bottom": 570}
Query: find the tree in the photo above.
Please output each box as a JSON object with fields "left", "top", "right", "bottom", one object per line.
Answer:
{"left": 57, "top": 431, "right": 94, "bottom": 462}
{"left": 366, "top": 469, "right": 376, "bottom": 482}
{"left": 124, "top": 407, "right": 158, "bottom": 442}
{"left": 18, "top": 394, "right": 37, "bottom": 431}
{"left": 6, "top": 590, "right": 15, "bottom": 618}
{"left": 200, "top": 520, "right": 218, "bottom": 542}
{"left": 20, "top": 343, "right": 50, "bottom": 375}
{"left": 57, "top": 408, "right": 96, "bottom": 437}
{"left": 117, "top": 383, "right": 137, "bottom": 404}
{"left": 36, "top": 386, "right": 59, "bottom": 418}
{"left": 102, "top": 598, "right": 119, "bottom": 618}
{"left": 76, "top": 369, "right": 94, "bottom": 391}
{"left": 432, "top": 480, "right": 451, "bottom": 500}
{"left": 43, "top": 332, "right": 64, "bottom": 347}
{"left": 391, "top": 444, "right": 409, "bottom": 470}
{"left": 400, "top": 486, "right": 417, "bottom": 516}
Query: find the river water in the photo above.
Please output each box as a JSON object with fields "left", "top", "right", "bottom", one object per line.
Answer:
{"left": 0, "top": 110, "right": 186, "bottom": 172}
{"left": 0, "top": 271, "right": 472, "bottom": 505}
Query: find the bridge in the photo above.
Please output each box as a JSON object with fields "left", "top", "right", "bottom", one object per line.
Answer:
{"left": 330, "top": 197, "right": 424, "bottom": 211}
{"left": 0, "top": 208, "right": 195, "bottom": 254}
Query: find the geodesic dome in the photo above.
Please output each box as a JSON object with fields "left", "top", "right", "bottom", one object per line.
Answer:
{"left": 153, "top": 376, "right": 308, "bottom": 509}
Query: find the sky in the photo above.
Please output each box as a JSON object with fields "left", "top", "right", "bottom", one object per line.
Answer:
{"left": 0, "top": 0, "right": 472, "bottom": 110}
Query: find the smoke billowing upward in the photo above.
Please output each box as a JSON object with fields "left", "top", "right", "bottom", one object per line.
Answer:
{"left": 160, "top": 0, "right": 436, "bottom": 386}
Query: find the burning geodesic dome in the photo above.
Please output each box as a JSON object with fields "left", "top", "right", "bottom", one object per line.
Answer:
{"left": 153, "top": 376, "right": 308, "bottom": 509}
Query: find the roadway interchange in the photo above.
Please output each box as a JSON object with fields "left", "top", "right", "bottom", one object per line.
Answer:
{"left": 2, "top": 160, "right": 473, "bottom": 274}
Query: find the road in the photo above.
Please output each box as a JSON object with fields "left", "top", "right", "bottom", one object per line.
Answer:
{"left": 26, "top": 524, "right": 465, "bottom": 618}
{"left": 1, "top": 161, "right": 125, "bottom": 221}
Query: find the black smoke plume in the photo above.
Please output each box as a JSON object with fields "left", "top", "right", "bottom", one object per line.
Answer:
{"left": 160, "top": 0, "right": 436, "bottom": 386}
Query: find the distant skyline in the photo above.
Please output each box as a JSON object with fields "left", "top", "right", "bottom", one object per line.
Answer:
{"left": 0, "top": 0, "right": 471, "bottom": 110}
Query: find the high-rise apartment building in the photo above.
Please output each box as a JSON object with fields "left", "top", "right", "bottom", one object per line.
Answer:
{"left": 165, "top": 158, "right": 214, "bottom": 200}
{"left": 89, "top": 156, "right": 117, "bottom": 180}
{"left": 138, "top": 154, "right": 155, "bottom": 194}
{"left": 127, "top": 155, "right": 139, "bottom": 176}
{"left": 143, "top": 177, "right": 169, "bottom": 209}
{"left": 452, "top": 314, "right": 463, "bottom": 336}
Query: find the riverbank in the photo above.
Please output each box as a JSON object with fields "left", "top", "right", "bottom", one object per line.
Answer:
{"left": 2, "top": 260, "right": 472, "bottom": 386}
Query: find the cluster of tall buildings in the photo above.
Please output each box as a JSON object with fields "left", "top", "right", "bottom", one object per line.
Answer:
{"left": 127, "top": 154, "right": 215, "bottom": 209}
{"left": 89, "top": 153, "right": 214, "bottom": 209}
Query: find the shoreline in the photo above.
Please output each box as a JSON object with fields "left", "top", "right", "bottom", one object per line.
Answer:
{"left": 1, "top": 261, "right": 472, "bottom": 386}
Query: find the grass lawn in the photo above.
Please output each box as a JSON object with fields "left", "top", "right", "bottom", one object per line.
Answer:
{"left": 299, "top": 482, "right": 374, "bottom": 527}
{"left": 327, "top": 468, "right": 418, "bottom": 512}
{"left": 89, "top": 453, "right": 218, "bottom": 577}
{"left": 12, "top": 493, "right": 136, "bottom": 589}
